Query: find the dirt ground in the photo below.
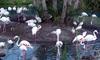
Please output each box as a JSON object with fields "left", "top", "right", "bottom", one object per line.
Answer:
{"left": 0, "top": 22, "right": 75, "bottom": 45}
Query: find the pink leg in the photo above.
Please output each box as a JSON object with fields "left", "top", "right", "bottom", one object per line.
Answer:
{"left": 3, "top": 24, "right": 6, "bottom": 33}
{"left": 34, "top": 34, "right": 37, "bottom": 43}
{"left": 11, "top": 27, "right": 14, "bottom": 31}
{"left": 80, "top": 41, "right": 86, "bottom": 49}
{"left": 22, "top": 50, "right": 26, "bottom": 60}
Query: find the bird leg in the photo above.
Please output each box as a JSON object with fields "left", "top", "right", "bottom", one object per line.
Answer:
{"left": 91, "top": 18, "right": 93, "bottom": 25}
{"left": 3, "top": 23, "right": 6, "bottom": 33}
{"left": 10, "top": 26, "right": 14, "bottom": 31}
{"left": 80, "top": 41, "right": 86, "bottom": 49}
{"left": 34, "top": 35, "right": 37, "bottom": 44}
{"left": 22, "top": 50, "right": 26, "bottom": 60}
{"left": 56, "top": 47, "right": 61, "bottom": 60}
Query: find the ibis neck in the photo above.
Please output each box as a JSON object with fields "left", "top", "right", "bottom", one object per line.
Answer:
{"left": 57, "top": 34, "right": 59, "bottom": 41}
{"left": 93, "top": 31, "right": 97, "bottom": 39}
{"left": 16, "top": 37, "right": 20, "bottom": 46}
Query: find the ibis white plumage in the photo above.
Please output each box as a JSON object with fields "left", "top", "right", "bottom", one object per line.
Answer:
{"left": 81, "top": 12, "right": 88, "bottom": 16}
{"left": 91, "top": 14, "right": 97, "bottom": 25}
{"left": 84, "top": 30, "right": 98, "bottom": 41}
{"left": 32, "top": 25, "right": 42, "bottom": 36}
{"left": 51, "top": 29, "right": 63, "bottom": 59}
{"left": 7, "top": 39, "right": 13, "bottom": 44}
{"left": 35, "top": 15, "right": 42, "bottom": 23}
{"left": 72, "top": 31, "right": 87, "bottom": 47}
{"left": 0, "top": 42, "right": 5, "bottom": 48}
{"left": 13, "top": 6, "right": 16, "bottom": 11}
{"left": 0, "top": 16, "right": 10, "bottom": 32}
{"left": 26, "top": 19, "right": 37, "bottom": 27}
{"left": 51, "top": 29, "right": 61, "bottom": 41}
{"left": 92, "top": 14, "right": 97, "bottom": 17}
{"left": 8, "top": 7, "right": 12, "bottom": 11}
{"left": 32, "top": 25, "right": 42, "bottom": 43}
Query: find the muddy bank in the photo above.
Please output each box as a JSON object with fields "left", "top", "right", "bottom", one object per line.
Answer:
{"left": 0, "top": 22, "right": 75, "bottom": 45}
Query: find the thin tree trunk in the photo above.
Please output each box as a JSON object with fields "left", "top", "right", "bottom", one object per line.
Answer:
{"left": 74, "top": 0, "right": 80, "bottom": 9}
{"left": 60, "top": 0, "right": 68, "bottom": 24}
{"left": 33, "top": 0, "right": 36, "bottom": 7}
{"left": 37, "top": 0, "right": 41, "bottom": 8}
{"left": 52, "top": 0, "right": 58, "bottom": 12}
{"left": 41, "top": 0, "right": 47, "bottom": 11}
{"left": 69, "top": 0, "right": 72, "bottom": 5}
{"left": 33, "top": 0, "right": 41, "bottom": 8}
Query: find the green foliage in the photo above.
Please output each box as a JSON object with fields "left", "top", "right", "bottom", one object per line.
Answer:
{"left": 74, "top": 16, "right": 100, "bottom": 27}
{"left": 80, "top": 0, "right": 100, "bottom": 11}
{"left": 0, "top": 0, "right": 32, "bottom": 7}
{"left": 61, "top": 45, "right": 67, "bottom": 60}
{"left": 68, "top": 5, "right": 81, "bottom": 16}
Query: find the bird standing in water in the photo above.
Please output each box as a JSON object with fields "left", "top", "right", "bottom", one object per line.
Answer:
{"left": 51, "top": 29, "right": 63, "bottom": 60}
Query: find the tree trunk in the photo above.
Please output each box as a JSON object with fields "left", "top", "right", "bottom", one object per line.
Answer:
{"left": 33, "top": 0, "right": 36, "bottom": 7}
{"left": 60, "top": 0, "right": 68, "bottom": 24}
{"left": 74, "top": 0, "right": 80, "bottom": 9}
{"left": 33, "top": 0, "right": 41, "bottom": 8}
{"left": 68, "top": 0, "right": 72, "bottom": 5}
{"left": 52, "top": 0, "right": 58, "bottom": 12}
{"left": 41, "top": 0, "right": 47, "bottom": 11}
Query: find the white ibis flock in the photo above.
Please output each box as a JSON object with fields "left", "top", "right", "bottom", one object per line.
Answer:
{"left": 72, "top": 12, "right": 98, "bottom": 49}
{"left": 91, "top": 14, "right": 97, "bottom": 25}
{"left": 2, "top": 35, "right": 34, "bottom": 60}
{"left": 0, "top": 5, "right": 99, "bottom": 60}
{"left": 0, "top": 6, "right": 42, "bottom": 33}
{"left": 73, "top": 30, "right": 98, "bottom": 48}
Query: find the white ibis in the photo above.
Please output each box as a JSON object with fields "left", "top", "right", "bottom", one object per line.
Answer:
{"left": 8, "top": 7, "right": 12, "bottom": 11}
{"left": 26, "top": 19, "right": 37, "bottom": 27}
{"left": 35, "top": 15, "right": 42, "bottom": 23}
{"left": 18, "top": 40, "right": 33, "bottom": 48}
{"left": 18, "top": 40, "right": 33, "bottom": 60}
{"left": 0, "top": 42, "right": 5, "bottom": 48}
{"left": 0, "top": 8, "right": 9, "bottom": 16}
{"left": 92, "top": 14, "right": 97, "bottom": 17}
{"left": 4, "top": 36, "right": 34, "bottom": 60}
{"left": 72, "top": 21, "right": 84, "bottom": 33}
{"left": 71, "top": 27, "right": 76, "bottom": 33}
{"left": 17, "top": 7, "right": 23, "bottom": 14}
{"left": 3, "top": 11, "right": 9, "bottom": 16}
{"left": 0, "top": 16, "right": 10, "bottom": 32}
{"left": 82, "top": 30, "right": 98, "bottom": 49}
{"left": 75, "top": 25, "right": 82, "bottom": 30}
{"left": 73, "top": 12, "right": 86, "bottom": 29}
{"left": 0, "top": 42, "right": 6, "bottom": 58}
{"left": 81, "top": 12, "right": 88, "bottom": 23}
{"left": 51, "top": 29, "right": 63, "bottom": 60}
{"left": 22, "top": 7, "right": 28, "bottom": 11}
{"left": 13, "top": 36, "right": 33, "bottom": 48}
{"left": 0, "top": 8, "right": 5, "bottom": 15}
{"left": 32, "top": 25, "right": 42, "bottom": 43}
{"left": 7, "top": 39, "right": 14, "bottom": 49}
{"left": 13, "top": 6, "right": 16, "bottom": 11}
{"left": 7, "top": 39, "right": 13, "bottom": 44}
{"left": 84, "top": 30, "right": 98, "bottom": 41}
{"left": 81, "top": 12, "right": 88, "bottom": 16}
{"left": 72, "top": 31, "right": 87, "bottom": 48}
{"left": 91, "top": 14, "right": 97, "bottom": 25}
{"left": 73, "top": 21, "right": 77, "bottom": 26}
